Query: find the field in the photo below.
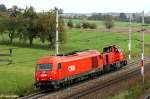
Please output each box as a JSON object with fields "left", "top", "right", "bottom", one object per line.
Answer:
{"left": 64, "top": 19, "right": 150, "bottom": 28}
{"left": 0, "top": 19, "right": 150, "bottom": 96}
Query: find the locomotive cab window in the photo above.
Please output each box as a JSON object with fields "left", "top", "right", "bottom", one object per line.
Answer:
{"left": 103, "top": 47, "right": 111, "bottom": 53}
{"left": 58, "top": 63, "right": 61, "bottom": 69}
{"left": 115, "top": 48, "right": 119, "bottom": 52}
{"left": 37, "top": 64, "right": 52, "bottom": 70}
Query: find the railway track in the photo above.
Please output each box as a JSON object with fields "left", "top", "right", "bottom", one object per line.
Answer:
{"left": 64, "top": 62, "right": 150, "bottom": 99}
{"left": 19, "top": 89, "right": 52, "bottom": 99}
{"left": 19, "top": 56, "right": 150, "bottom": 99}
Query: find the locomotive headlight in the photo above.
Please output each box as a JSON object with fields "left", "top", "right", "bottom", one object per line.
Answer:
{"left": 41, "top": 74, "right": 47, "bottom": 77}
{"left": 120, "top": 52, "right": 123, "bottom": 55}
{"left": 36, "top": 77, "right": 39, "bottom": 81}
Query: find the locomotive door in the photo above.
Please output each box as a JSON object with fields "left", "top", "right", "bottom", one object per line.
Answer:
{"left": 106, "top": 54, "right": 109, "bottom": 64}
{"left": 92, "top": 56, "right": 98, "bottom": 68}
{"left": 105, "top": 47, "right": 111, "bottom": 64}
{"left": 58, "top": 63, "right": 62, "bottom": 79}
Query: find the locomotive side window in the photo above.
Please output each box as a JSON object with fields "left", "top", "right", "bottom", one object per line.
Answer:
{"left": 103, "top": 47, "right": 111, "bottom": 53}
{"left": 58, "top": 63, "right": 61, "bottom": 69}
{"left": 37, "top": 64, "right": 52, "bottom": 70}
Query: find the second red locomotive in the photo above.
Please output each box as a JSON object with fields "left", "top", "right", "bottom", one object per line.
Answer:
{"left": 35, "top": 45, "right": 127, "bottom": 88}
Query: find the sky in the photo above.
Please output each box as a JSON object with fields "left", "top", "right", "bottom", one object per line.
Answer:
{"left": 0, "top": 0, "right": 149, "bottom": 13}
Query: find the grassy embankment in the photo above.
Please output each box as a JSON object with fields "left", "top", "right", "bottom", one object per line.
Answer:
{"left": 107, "top": 71, "right": 150, "bottom": 99}
{"left": 0, "top": 19, "right": 150, "bottom": 96}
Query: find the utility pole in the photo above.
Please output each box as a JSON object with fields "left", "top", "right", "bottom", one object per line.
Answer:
{"left": 55, "top": 8, "right": 59, "bottom": 55}
{"left": 141, "top": 11, "right": 145, "bottom": 83}
{"left": 128, "top": 16, "right": 132, "bottom": 60}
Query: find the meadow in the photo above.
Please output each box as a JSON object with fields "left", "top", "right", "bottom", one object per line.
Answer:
{"left": 0, "top": 19, "right": 150, "bottom": 96}
{"left": 64, "top": 19, "right": 146, "bottom": 28}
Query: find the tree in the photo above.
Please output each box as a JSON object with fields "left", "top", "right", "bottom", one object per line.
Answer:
{"left": 0, "top": 6, "right": 67, "bottom": 48}
{"left": 22, "top": 6, "right": 38, "bottom": 47}
{"left": 144, "top": 16, "right": 150, "bottom": 24}
{"left": 6, "top": 16, "right": 19, "bottom": 44}
{"left": 38, "top": 9, "right": 66, "bottom": 48}
{"left": 0, "top": 5, "right": 22, "bottom": 43}
{"left": 9, "top": 5, "right": 22, "bottom": 17}
{"left": 89, "top": 23, "right": 97, "bottom": 29}
{"left": 58, "top": 17, "right": 67, "bottom": 44}
{"left": 82, "top": 22, "right": 90, "bottom": 29}
{"left": 81, "top": 22, "right": 97, "bottom": 29}
{"left": 75, "top": 23, "right": 81, "bottom": 28}
{"left": 0, "top": 4, "right": 7, "bottom": 12}
{"left": 0, "top": 16, "right": 7, "bottom": 40}
{"left": 1, "top": 9, "right": 19, "bottom": 44}
{"left": 119, "top": 13, "right": 127, "bottom": 21}
{"left": 2, "top": 5, "right": 23, "bottom": 44}
{"left": 39, "top": 11, "right": 56, "bottom": 48}
{"left": 88, "top": 13, "right": 103, "bottom": 20}
{"left": 104, "top": 15, "right": 114, "bottom": 31}
{"left": 67, "top": 19, "right": 73, "bottom": 28}
{"left": 58, "top": 8, "right": 63, "bottom": 14}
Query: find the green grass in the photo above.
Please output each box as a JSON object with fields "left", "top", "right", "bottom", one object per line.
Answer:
{"left": 108, "top": 81, "right": 150, "bottom": 99}
{"left": 64, "top": 29, "right": 150, "bottom": 55}
{"left": 0, "top": 46, "right": 51, "bottom": 96}
{"left": 0, "top": 28, "right": 150, "bottom": 96}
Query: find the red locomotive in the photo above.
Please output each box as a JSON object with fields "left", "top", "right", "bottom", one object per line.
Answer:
{"left": 35, "top": 45, "right": 127, "bottom": 89}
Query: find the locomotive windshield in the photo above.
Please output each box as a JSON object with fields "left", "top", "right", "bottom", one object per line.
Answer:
{"left": 37, "top": 64, "right": 52, "bottom": 70}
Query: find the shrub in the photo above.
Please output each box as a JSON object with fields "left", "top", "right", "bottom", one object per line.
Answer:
{"left": 82, "top": 22, "right": 97, "bottom": 29}
{"left": 89, "top": 23, "right": 97, "bottom": 29}
{"left": 103, "top": 15, "right": 114, "bottom": 31}
{"left": 82, "top": 22, "right": 90, "bottom": 29}
{"left": 75, "top": 23, "right": 81, "bottom": 28}
{"left": 67, "top": 19, "right": 73, "bottom": 28}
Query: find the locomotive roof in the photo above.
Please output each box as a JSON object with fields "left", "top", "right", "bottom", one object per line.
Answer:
{"left": 37, "top": 50, "right": 100, "bottom": 64}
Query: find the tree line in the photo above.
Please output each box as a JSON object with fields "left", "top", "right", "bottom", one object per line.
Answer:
{"left": 0, "top": 5, "right": 66, "bottom": 48}
{"left": 63, "top": 12, "right": 150, "bottom": 24}
{"left": 63, "top": 13, "right": 129, "bottom": 22}
{"left": 67, "top": 19, "right": 97, "bottom": 29}
{"left": 67, "top": 15, "right": 114, "bottom": 31}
